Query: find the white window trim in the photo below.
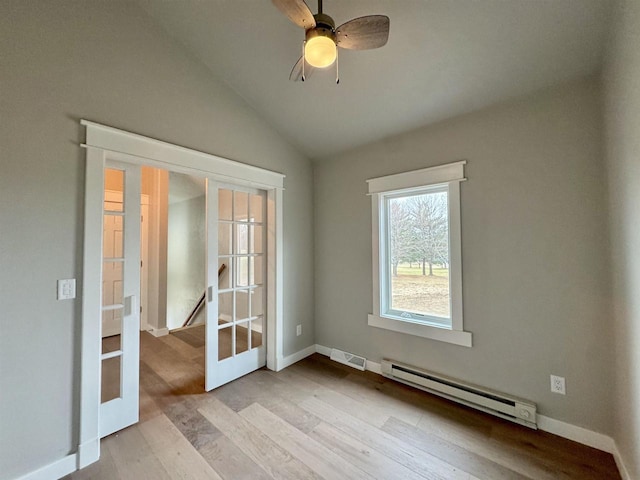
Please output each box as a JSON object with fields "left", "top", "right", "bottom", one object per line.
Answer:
{"left": 367, "top": 160, "right": 472, "bottom": 348}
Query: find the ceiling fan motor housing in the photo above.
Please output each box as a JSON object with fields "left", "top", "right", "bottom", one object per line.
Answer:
{"left": 307, "top": 12, "right": 336, "bottom": 39}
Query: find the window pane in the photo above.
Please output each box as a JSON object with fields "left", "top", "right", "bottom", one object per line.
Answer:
{"left": 101, "top": 355, "right": 121, "bottom": 403}
{"left": 219, "top": 291, "right": 233, "bottom": 322}
{"left": 235, "top": 321, "right": 249, "bottom": 354}
{"left": 250, "top": 286, "right": 264, "bottom": 317}
{"left": 218, "top": 324, "right": 232, "bottom": 360}
{"left": 102, "top": 261, "right": 123, "bottom": 307}
{"left": 218, "top": 222, "right": 232, "bottom": 255}
{"left": 104, "top": 169, "right": 124, "bottom": 211}
{"left": 234, "top": 191, "right": 249, "bottom": 222}
{"left": 249, "top": 194, "right": 263, "bottom": 223}
{"left": 102, "top": 334, "right": 121, "bottom": 355}
{"left": 251, "top": 317, "right": 263, "bottom": 349}
{"left": 103, "top": 215, "right": 124, "bottom": 258}
{"left": 236, "top": 224, "right": 248, "bottom": 254}
{"left": 219, "top": 189, "right": 232, "bottom": 221}
{"left": 236, "top": 256, "right": 249, "bottom": 287}
{"left": 250, "top": 255, "right": 263, "bottom": 286}
{"left": 250, "top": 225, "right": 263, "bottom": 254}
{"left": 387, "top": 190, "right": 450, "bottom": 320}
{"left": 236, "top": 289, "right": 250, "bottom": 321}
{"left": 218, "top": 260, "right": 231, "bottom": 290}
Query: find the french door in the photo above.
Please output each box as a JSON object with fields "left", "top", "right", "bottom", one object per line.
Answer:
{"left": 99, "top": 161, "right": 141, "bottom": 438}
{"left": 205, "top": 181, "right": 267, "bottom": 391}
{"left": 81, "top": 120, "right": 284, "bottom": 469}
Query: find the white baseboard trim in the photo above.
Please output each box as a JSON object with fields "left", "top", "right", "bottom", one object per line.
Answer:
{"left": 612, "top": 448, "right": 631, "bottom": 480}
{"left": 278, "top": 344, "right": 317, "bottom": 370}
{"left": 536, "top": 420, "right": 630, "bottom": 480}
{"left": 314, "top": 343, "right": 629, "bottom": 479}
{"left": 147, "top": 327, "right": 169, "bottom": 337}
{"left": 15, "top": 453, "right": 77, "bottom": 480}
{"left": 314, "top": 344, "right": 331, "bottom": 357}
{"left": 536, "top": 415, "right": 615, "bottom": 453}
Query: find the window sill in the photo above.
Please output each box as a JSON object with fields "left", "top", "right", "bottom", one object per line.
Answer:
{"left": 368, "top": 314, "right": 472, "bottom": 347}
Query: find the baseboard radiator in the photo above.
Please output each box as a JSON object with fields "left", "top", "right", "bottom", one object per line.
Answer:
{"left": 381, "top": 359, "right": 538, "bottom": 429}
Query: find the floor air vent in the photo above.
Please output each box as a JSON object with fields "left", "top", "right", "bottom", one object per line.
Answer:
{"left": 330, "top": 349, "right": 366, "bottom": 371}
{"left": 381, "top": 359, "right": 537, "bottom": 429}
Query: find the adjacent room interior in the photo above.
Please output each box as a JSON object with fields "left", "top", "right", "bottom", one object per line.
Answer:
{"left": 1, "top": 0, "right": 639, "bottom": 479}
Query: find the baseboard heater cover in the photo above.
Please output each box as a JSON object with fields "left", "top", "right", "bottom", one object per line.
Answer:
{"left": 381, "top": 359, "right": 537, "bottom": 429}
{"left": 330, "top": 348, "right": 366, "bottom": 371}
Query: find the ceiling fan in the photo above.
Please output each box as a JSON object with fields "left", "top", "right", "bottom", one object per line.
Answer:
{"left": 272, "top": 0, "right": 390, "bottom": 83}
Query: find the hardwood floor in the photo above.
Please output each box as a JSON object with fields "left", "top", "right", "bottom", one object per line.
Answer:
{"left": 69, "top": 328, "right": 621, "bottom": 480}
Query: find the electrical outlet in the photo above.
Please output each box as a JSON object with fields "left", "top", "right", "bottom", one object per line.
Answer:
{"left": 550, "top": 375, "right": 566, "bottom": 395}
{"left": 57, "top": 279, "right": 76, "bottom": 300}
{"left": 296, "top": 324, "right": 302, "bottom": 336}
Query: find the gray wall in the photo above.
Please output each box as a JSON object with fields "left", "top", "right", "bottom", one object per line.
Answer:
{"left": 604, "top": 0, "right": 640, "bottom": 476}
{"left": 167, "top": 193, "right": 206, "bottom": 331}
{"left": 0, "top": 1, "right": 313, "bottom": 478}
{"left": 314, "top": 77, "right": 613, "bottom": 434}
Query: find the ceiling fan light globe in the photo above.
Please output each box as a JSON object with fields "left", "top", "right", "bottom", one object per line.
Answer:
{"left": 305, "top": 36, "right": 336, "bottom": 68}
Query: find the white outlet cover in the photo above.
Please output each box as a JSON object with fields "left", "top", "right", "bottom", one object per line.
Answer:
{"left": 550, "top": 375, "right": 566, "bottom": 395}
{"left": 296, "top": 324, "right": 302, "bottom": 336}
{"left": 57, "top": 279, "right": 76, "bottom": 300}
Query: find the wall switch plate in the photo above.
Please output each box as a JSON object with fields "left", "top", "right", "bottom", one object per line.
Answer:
{"left": 296, "top": 324, "right": 302, "bottom": 336}
{"left": 57, "top": 279, "right": 76, "bottom": 300}
{"left": 550, "top": 375, "right": 566, "bottom": 395}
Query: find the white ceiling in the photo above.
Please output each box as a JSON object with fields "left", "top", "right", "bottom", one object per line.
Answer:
{"left": 137, "top": 0, "right": 612, "bottom": 160}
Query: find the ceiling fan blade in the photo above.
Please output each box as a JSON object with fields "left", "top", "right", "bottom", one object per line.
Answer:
{"left": 289, "top": 56, "right": 315, "bottom": 81}
{"left": 336, "top": 15, "right": 390, "bottom": 50}
{"left": 272, "top": 0, "right": 316, "bottom": 29}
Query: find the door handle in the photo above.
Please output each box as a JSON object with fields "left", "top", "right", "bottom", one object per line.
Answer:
{"left": 124, "top": 295, "right": 136, "bottom": 316}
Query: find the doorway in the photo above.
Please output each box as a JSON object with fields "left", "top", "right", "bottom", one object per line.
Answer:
{"left": 79, "top": 120, "right": 284, "bottom": 468}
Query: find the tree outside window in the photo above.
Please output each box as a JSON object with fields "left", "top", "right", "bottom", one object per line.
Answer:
{"left": 387, "top": 188, "right": 450, "bottom": 321}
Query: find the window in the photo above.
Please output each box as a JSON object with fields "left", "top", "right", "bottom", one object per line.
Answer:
{"left": 367, "top": 161, "right": 472, "bottom": 347}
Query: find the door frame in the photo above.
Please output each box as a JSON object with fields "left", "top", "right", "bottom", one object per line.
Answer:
{"left": 78, "top": 120, "right": 285, "bottom": 469}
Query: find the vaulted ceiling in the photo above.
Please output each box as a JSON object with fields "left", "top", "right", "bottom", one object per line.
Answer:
{"left": 137, "top": 0, "right": 612, "bottom": 160}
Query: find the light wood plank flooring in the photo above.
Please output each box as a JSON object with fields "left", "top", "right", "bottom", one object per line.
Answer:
{"left": 68, "top": 327, "right": 620, "bottom": 480}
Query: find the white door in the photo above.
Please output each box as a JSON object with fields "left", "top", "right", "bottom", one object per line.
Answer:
{"left": 100, "top": 162, "right": 141, "bottom": 437}
{"left": 205, "top": 182, "right": 267, "bottom": 390}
